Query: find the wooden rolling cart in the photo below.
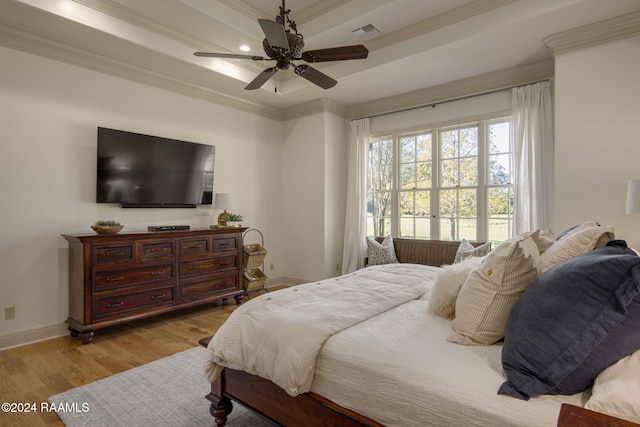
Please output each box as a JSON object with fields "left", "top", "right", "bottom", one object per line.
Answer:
{"left": 242, "top": 228, "right": 268, "bottom": 296}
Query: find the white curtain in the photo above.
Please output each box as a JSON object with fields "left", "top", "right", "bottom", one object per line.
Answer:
{"left": 512, "top": 81, "right": 554, "bottom": 235}
{"left": 342, "top": 118, "right": 369, "bottom": 274}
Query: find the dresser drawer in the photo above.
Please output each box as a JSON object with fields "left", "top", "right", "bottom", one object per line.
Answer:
{"left": 179, "top": 255, "right": 236, "bottom": 279}
{"left": 180, "top": 274, "right": 238, "bottom": 300}
{"left": 93, "top": 244, "right": 134, "bottom": 265}
{"left": 94, "top": 287, "right": 174, "bottom": 319}
{"left": 180, "top": 238, "right": 210, "bottom": 255}
{"left": 213, "top": 236, "right": 238, "bottom": 252}
{"left": 94, "top": 264, "right": 174, "bottom": 292}
{"left": 140, "top": 241, "right": 174, "bottom": 260}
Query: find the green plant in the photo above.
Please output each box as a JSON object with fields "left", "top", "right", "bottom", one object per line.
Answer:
{"left": 226, "top": 213, "right": 243, "bottom": 222}
{"left": 94, "top": 220, "right": 121, "bottom": 227}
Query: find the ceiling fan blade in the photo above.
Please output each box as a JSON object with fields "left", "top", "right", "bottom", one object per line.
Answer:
{"left": 194, "top": 52, "right": 265, "bottom": 61}
{"left": 258, "top": 19, "right": 289, "bottom": 50}
{"left": 301, "top": 45, "right": 369, "bottom": 63}
{"left": 245, "top": 67, "right": 278, "bottom": 90}
{"left": 294, "top": 65, "right": 337, "bottom": 89}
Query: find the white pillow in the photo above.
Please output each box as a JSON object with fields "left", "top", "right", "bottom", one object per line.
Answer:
{"left": 585, "top": 350, "right": 640, "bottom": 423}
{"left": 428, "top": 256, "right": 484, "bottom": 319}
{"left": 541, "top": 222, "right": 614, "bottom": 272}
{"left": 366, "top": 236, "right": 399, "bottom": 266}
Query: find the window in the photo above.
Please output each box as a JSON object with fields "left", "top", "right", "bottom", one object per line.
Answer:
{"left": 367, "top": 118, "right": 513, "bottom": 245}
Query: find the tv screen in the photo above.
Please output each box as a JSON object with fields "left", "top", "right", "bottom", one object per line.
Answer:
{"left": 96, "top": 127, "right": 215, "bottom": 207}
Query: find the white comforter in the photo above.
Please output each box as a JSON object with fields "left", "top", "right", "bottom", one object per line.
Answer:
{"left": 204, "top": 263, "right": 436, "bottom": 396}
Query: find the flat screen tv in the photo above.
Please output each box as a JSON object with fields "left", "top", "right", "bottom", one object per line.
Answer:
{"left": 96, "top": 127, "right": 215, "bottom": 208}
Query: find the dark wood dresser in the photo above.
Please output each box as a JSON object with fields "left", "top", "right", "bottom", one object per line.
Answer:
{"left": 62, "top": 228, "right": 246, "bottom": 343}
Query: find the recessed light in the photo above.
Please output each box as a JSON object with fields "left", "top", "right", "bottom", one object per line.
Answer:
{"left": 239, "top": 45, "right": 250, "bottom": 52}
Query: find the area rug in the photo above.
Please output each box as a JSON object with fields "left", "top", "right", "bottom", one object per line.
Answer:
{"left": 48, "top": 346, "right": 276, "bottom": 427}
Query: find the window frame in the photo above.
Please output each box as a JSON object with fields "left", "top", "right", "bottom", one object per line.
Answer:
{"left": 367, "top": 115, "right": 513, "bottom": 244}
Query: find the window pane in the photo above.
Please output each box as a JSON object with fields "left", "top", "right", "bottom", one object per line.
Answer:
{"left": 459, "top": 157, "right": 478, "bottom": 186}
{"left": 439, "top": 188, "right": 477, "bottom": 240}
{"left": 400, "top": 135, "right": 416, "bottom": 163}
{"left": 489, "top": 122, "right": 510, "bottom": 153}
{"left": 488, "top": 219, "right": 510, "bottom": 245}
{"left": 400, "top": 163, "right": 416, "bottom": 189}
{"left": 440, "top": 159, "right": 458, "bottom": 186}
{"left": 416, "top": 134, "right": 432, "bottom": 162}
{"left": 400, "top": 217, "right": 414, "bottom": 238}
{"left": 415, "top": 217, "right": 431, "bottom": 239}
{"left": 416, "top": 162, "right": 431, "bottom": 188}
{"left": 489, "top": 153, "right": 511, "bottom": 185}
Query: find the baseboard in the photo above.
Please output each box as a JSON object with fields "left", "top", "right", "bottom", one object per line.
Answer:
{"left": 0, "top": 322, "right": 69, "bottom": 351}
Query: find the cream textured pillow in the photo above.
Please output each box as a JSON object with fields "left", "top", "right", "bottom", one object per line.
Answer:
{"left": 428, "top": 256, "right": 484, "bottom": 319}
{"left": 449, "top": 234, "right": 540, "bottom": 345}
{"left": 540, "top": 222, "right": 615, "bottom": 272}
{"left": 585, "top": 350, "right": 640, "bottom": 423}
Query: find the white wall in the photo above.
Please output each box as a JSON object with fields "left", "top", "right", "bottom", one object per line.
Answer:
{"left": 554, "top": 35, "right": 640, "bottom": 248}
{"left": 0, "top": 47, "right": 284, "bottom": 347}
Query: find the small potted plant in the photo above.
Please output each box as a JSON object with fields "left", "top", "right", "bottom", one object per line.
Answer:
{"left": 91, "top": 220, "right": 124, "bottom": 234}
{"left": 226, "top": 213, "right": 243, "bottom": 227}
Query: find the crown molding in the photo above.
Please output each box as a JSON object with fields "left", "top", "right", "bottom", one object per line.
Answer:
{"left": 544, "top": 10, "right": 640, "bottom": 55}
{"left": 345, "top": 59, "right": 554, "bottom": 119}
{"left": 0, "top": 22, "right": 284, "bottom": 121}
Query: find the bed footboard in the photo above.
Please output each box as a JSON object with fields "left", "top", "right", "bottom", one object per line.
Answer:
{"left": 207, "top": 367, "right": 383, "bottom": 427}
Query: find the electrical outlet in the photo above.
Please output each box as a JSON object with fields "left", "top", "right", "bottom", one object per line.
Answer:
{"left": 336, "top": 263, "right": 340, "bottom": 272}
{"left": 5, "top": 306, "right": 15, "bottom": 320}
{"left": 270, "top": 263, "right": 274, "bottom": 271}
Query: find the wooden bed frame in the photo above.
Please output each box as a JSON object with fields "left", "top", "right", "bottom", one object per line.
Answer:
{"left": 199, "top": 336, "right": 639, "bottom": 427}
{"left": 200, "top": 339, "right": 383, "bottom": 427}
{"left": 200, "top": 238, "right": 640, "bottom": 427}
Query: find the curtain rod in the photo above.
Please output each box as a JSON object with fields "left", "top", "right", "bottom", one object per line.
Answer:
{"left": 351, "top": 79, "right": 550, "bottom": 121}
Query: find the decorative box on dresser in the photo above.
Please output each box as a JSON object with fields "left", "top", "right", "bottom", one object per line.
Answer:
{"left": 61, "top": 228, "right": 247, "bottom": 344}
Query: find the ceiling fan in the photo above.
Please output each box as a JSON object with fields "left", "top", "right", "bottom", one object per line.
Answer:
{"left": 194, "top": 0, "right": 369, "bottom": 90}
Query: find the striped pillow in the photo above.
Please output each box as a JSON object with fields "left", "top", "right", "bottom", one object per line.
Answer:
{"left": 449, "top": 234, "right": 540, "bottom": 345}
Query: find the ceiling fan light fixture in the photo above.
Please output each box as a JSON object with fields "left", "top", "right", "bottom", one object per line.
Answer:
{"left": 194, "top": 0, "right": 368, "bottom": 91}
{"left": 239, "top": 44, "right": 250, "bottom": 52}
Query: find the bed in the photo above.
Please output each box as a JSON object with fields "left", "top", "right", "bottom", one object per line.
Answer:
{"left": 202, "top": 227, "right": 640, "bottom": 427}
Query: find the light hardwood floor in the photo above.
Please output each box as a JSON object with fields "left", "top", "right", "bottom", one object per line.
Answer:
{"left": 0, "top": 291, "right": 271, "bottom": 426}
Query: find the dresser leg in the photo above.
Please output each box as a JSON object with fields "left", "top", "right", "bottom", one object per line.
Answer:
{"left": 67, "top": 326, "right": 79, "bottom": 337}
{"left": 234, "top": 295, "right": 243, "bottom": 304}
{"left": 79, "top": 330, "right": 95, "bottom": 344}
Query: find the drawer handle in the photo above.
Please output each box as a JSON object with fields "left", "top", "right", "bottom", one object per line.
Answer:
{"left": 221, "top": 281, "right": 232, "bottom": 286}
{"left": 187, "top": 245, "right": 204, "bottom": 249}
{"left": 150, "top": 248, "right": 169, "bottom": 253}
{"left": 150, "top": 270, "right": 166, "bottom": 276}
{"left": 151, "top": 294, "right": 166, "bottom": 300}
{"left": 187, "top": 287, "right": 202, "bottom": 293}
{"left": 107, "top": 301, "right": 124, "bottom": 308}
{"left": 106, "top": 276, "right": 124, "bottom": 282}
{"left": 188, "top": 265, "right": 208, "bottom": 270}
{"left": 105, "top": 252, "right": 125, "bottom": 257}
{"left": 219, "top": 261, "right": 232, "bottom": 266}
{"left": 218, "top": 242, "right": 230, "bottom": 246}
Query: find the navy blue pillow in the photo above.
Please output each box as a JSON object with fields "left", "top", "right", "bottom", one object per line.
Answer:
{"left": 499, "top": 241, "right": 640, "bottom": 400}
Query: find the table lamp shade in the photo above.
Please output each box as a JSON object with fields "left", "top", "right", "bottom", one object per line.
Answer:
{"left": 626, "top": 179, "right": 640, "bottom": 214}
{"left": 214, "top": 193, "right": 236, "bottom": 211}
